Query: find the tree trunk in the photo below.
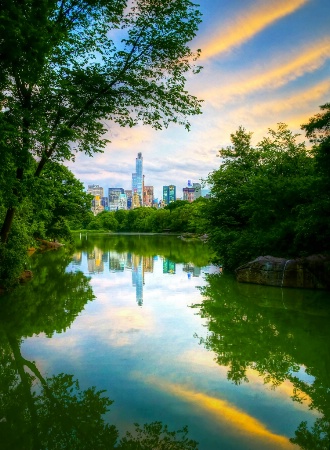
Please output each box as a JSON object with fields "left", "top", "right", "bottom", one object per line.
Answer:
{"left": 0, "top": 207, "right": 16, "bottom": 244}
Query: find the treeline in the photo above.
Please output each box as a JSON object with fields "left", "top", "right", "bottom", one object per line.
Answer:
{"left": 81, "top": 199, "right": 208, "bottom": 234}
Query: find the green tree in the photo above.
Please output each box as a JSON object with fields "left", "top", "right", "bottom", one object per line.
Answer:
{"left": 205, "top": 124, "right": 314, "bottom": 269}
{"left": 33, "top": 163, "right": 94, "bottom": 238}
{"left": 295, "top": 102, "right": 330, "bottom": 252}
{"left": 0, "top": 0, "right": 202, "bottom": 247}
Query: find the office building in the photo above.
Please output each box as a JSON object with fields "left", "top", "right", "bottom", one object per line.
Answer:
{"left": 143, "top": 185, "right": 154, "bottom": 207}
{"left": 91, "top": 195, "right": 104, "bottom": 215}
{"left": 163, "top": 185, "right": 176, "bottom": 205}
{"left": 183, "top": 187, "right": 195, "bottom": 203}
{"left": 108, "top": 187, "right": 124, "bottom": 211}
{"left": 125, "top": 190, "right": 133, "bottom": 209}
{"left": 87, "top": 184, "right": 104, "bottom": 197}
{"left": 193, "top": 183, "right": 202, "bottom": 200}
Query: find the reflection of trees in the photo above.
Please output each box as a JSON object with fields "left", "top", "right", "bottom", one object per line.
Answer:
{"left": 0, "top": 248, "right": 197, "bottom": 449}
{"left": 75, "top": 234, "right": 212, "bottom": 268}
{"left": 192, "top": 274, "right": 330, "bottom": 449}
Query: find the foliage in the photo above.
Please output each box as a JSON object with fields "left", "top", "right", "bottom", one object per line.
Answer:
{"left": 0, "top": 206, "right": 31, "bottom": 288}
{"left": 83, "top": 199, "right": 209, "bottom": 234}
{"left": 204, "top": 116, "right": 328, "bottom": 269}
{"left": 0, "top": 164, "right": 92, "bottom": 288}
{"left": 296, "top": 102, "right": 330, "bottom": 251}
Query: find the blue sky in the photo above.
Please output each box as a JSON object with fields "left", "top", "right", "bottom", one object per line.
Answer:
{"left": 69, "top": 0, "right": 330, "bottom": 200}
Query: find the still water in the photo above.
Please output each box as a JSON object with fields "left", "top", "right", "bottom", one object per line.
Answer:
{"left": 1, "top": 234, "right": 329, "bottom": 449}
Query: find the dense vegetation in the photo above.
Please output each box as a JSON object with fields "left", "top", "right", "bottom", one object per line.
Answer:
{"left": 82, "top": 198, "right": 208, "bottom": 234}
{"left": 204, "top": 103, "right": 330, "bottom": 270}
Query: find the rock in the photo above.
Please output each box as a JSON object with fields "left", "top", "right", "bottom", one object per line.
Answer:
{"left": 36, "top": 239, "right": 64, "bottom": 251}
{"left": 235, "top": 255, "right": 330, "bottom": 290}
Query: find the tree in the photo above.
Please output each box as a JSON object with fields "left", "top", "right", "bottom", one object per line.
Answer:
{"left": 294, "top": 103, "right": 330, "bottom": 252}
{"left": 205, "top": 124, "right": 314, "bottom": 269}
{"left": 0, "top": 0, "right": 202, "bottom": 246}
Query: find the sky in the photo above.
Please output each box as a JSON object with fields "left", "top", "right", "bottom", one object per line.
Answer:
{"left": 68, "top": 0, "right": 330, "bottom": 200}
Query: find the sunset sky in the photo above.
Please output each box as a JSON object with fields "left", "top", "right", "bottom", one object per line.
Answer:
{"left": 69, "top": 0, "right": 330, "bottom": 200}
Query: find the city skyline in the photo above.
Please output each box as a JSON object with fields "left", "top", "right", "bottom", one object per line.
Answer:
{"left": 67, "top": 0, "right": 330, "bottom": 200}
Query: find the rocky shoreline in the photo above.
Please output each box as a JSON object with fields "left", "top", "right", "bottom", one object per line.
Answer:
{"left": 235, "top": 254, "right": 330, "bottom": 290}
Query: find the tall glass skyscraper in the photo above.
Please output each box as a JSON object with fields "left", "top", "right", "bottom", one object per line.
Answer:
{"left": 136, "top": 152, "right": 143, "bottom": 205}
{"left": 132, "top": 152, "right": 143, "bottom": 206}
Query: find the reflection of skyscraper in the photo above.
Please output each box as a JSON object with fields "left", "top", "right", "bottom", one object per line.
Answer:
{"left": 72, "top": 252, "right": 82, "bottom": 266}
{"left": 132, "top": 254, "right": 144, "bottom": 306}
{"left": 109, "top": 251, "right": 125, "bottom": 271}
{"left": 143, "top": 256, "right": 154, "bottom": 273}
{"left": 126, "top": 253, "right": 133, "bottom": 270}
{"left": 87, "top": 247, "right": 104, "bottom": 273}
{"left": 183, "top": 263, "right": 201, "bottom": 277}
{"left": 163, "top": 259, "right": 176, "bottom": 274}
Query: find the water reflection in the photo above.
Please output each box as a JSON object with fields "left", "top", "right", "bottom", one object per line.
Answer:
{"left": 0, "top": 248, "right": 199, "bottom": 449}
{"left": 72, "top": 234, "right": 211, "bottom": 307}
{"left": 192, "top": 273, "right": 330, "bottom": 449}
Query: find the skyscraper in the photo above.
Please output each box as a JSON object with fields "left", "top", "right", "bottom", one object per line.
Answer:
{"left": 163, "top": 185, "right": 176, "bottom": 205}
{"left": 132, "top": 152, "right": 143, "bottom": 206}
{"left": 108, "top": 187, "right": 124, "bottom": 211}
{"left": 143, "top": 185, "right": 154, "bottom": 207}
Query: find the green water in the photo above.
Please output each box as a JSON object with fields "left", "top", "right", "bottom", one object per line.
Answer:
{"left": 0, "top": 234, "right": 329, "bottom": 449}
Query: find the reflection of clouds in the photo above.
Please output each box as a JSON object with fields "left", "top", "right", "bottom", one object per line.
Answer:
{"left": 200, "top": 0, "right": 309, "bottom": 59}
{"left": 141, "top": 376, "right": 296, "bottom": 450}
{"left": 178, "top": 349, "right": 316, "bottom": 413}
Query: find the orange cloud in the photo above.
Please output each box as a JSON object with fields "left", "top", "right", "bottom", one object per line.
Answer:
{"left": 234, "top": 79, "right": 330, "bottom": 119}
{"left": 201, "top": 38, "right": 330, "bottom": 104}
{"left": 201, "top": 0, "right": 309, "bottom": 59}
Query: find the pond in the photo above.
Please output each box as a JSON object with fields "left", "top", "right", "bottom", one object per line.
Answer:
{"left": 0, "top": 234, "right": 329, "bottom": 449}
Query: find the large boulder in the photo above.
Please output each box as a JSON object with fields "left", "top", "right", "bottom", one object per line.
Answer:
{"left": 235, "top": 255, "right": 330, "bottom": 290}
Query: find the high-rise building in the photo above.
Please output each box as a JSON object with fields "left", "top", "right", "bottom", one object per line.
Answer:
{"left": 183, "top": 187, "right": 195, "bottom": 203}
{"left": 125, "top": 190, "right": 133, "bottom": 209}
{"left": 108, "top": 188, "right": 125, "bottom": 211}
{"left": 87, "top": 185, "right": 104, "bottom": 214}
{"left": 163, "top": 185, "right": 176, "bottom": 205}
{"left": 132, "top": 191, "right": 141, "bottom": 209}
{"left": 118, "top": 193, "right": 127, "bottom": 210}
{"left": 193, "top": 183, "right": 201, "bottom": 200}
{"left": 143, "top": 185, "right": 154, "bottom": 207}
{"left": 132, "top": 152, "right": 143, "bottom": 206}
{"left": 101, "top": 196, "right": 109, "bottom": 210}
{"left": 91, "top": 195, "right": 104, "bottom": 215}
{"left": 87, "top": 184, "right": 104, "bottom": 197}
